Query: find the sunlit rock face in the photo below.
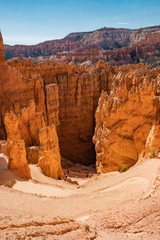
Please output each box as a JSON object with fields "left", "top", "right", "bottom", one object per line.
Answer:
{"left": 0, "top": 139, "right": 31, "bottom": 179}
{"left": 0, "top": 48, "right": 47, "bottom": 140}
{"left": 0, "top": 33, "right": 7, "bottom": 64}
{"left": 1, "top": 33, "right": 101, "bottom": 167}
{"left": 1, "top": 30, "right": 160, "bottom": 175}
{"left": 3, "top": 103, "right": 63, "bottom": 180}
{"left": 7, "top": 60, "right": 109, "bottom": 165}
{"left": 93, "top": 64, "right": 160, "bottom": 173}
{"left": 3, "top": 26, "right": 160, "bottom": 66}
{"left": 0, "top": 33, "right": 63, "bottom": 179}
{"left": 38, "top": 124, "right": 64, "bottom": 179}
{"left": 6, "top": 55, "right": 160, "bottom": 173}
{"left": 8, "top": 140, "right": 31, "bottom": 179}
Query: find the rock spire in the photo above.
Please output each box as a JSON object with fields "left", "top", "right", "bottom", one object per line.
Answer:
{"left": 0, "top": 32, "right": 6, "bottom": 63}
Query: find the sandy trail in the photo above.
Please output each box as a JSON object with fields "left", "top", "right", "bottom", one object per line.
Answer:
{"left": 0, "top": 158, "right": 160, "bottom": 218}
{"left": 0, "top": 158, "right": 160, "bottom": 239}
{"left": 12, "top": 158, "right": 160, "bottom": 199}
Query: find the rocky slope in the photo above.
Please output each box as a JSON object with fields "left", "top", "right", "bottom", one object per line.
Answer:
{"left": 4, "top": 26, "right": 160, "bottom": 65}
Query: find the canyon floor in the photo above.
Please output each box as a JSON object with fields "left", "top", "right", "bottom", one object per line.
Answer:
{"left": 0, "top": 158, "right": 160, "bottom": 240}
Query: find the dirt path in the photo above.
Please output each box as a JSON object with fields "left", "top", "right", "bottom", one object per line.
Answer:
{"left": 0, "top": 158, "right": 160, "bottom": 239}
{"left": 1, "top": 158, "right": 160, "bottom": 218}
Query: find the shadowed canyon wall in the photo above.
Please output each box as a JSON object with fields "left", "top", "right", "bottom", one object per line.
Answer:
{"left": 9, "top": 60, "right": 110, "bottom": 165}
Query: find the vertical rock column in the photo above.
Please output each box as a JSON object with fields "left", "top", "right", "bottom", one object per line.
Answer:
{"left": 0, "top": 32, "right": 6, "bottom": 64}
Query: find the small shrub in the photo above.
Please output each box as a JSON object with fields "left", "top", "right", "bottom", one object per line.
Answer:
{"left": 150, "top": 149, "right": 157, "bottom": 158}
{"left": 4, "top": 181, "right": 11, "bottom": 188}
{"left": 119, "top": 166, "right": 128, "bottom": 173}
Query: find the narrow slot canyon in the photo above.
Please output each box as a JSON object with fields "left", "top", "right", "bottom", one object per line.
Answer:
{"left": 57, "top": 111, "right": 97, "bottom": 179}
{"left": 40, "top": 65, "right": 102, "bottom": 178}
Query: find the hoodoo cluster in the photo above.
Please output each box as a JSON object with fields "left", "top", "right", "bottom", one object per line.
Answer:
{"left": 0, "top": 32, "right": 160, "bottom": 179}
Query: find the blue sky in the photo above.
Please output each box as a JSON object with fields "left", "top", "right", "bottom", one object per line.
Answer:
{"left": 0, "top": 0, "right": 160, "bottom": 45}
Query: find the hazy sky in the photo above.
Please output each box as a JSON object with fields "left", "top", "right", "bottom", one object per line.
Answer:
{"left": 0, "top": 0, "right": 160, "bottom": 45}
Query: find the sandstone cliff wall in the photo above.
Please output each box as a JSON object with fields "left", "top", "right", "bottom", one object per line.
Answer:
{"left": 93, "top": 65, "right": 160, "bottom": 173}
{"left": 1, "top": 31, "right": 160, "bottom": 175}
{"left": 8, "top": 59, "right": 110, "bottom": 165}
{"left": 34, "top": 61, "right": 110, "bottom": 164}
{"left": 2, "top": 102, "right": 63, "bottom": 179}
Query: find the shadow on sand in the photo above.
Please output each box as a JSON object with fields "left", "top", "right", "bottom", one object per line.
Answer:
{"left": 0, "top": 155, "right": 28, "bottom": 187}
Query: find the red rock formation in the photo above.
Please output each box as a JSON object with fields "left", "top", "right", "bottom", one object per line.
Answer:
{"left": 3, "top": 103, "right": 63, "bottom": 179}
{"left": 0, "top": 32, "right": 7, "bottom": 64}
{"left": 45, "top": 83, "right": 59, "bottom": 126}
{"left": 139, "top": 123, "right": 160, "bottom": 160}
{"left": 2, "top": 30, "right": 160, "bottom": 176}
{"left": 0, "top": 35, "right": 63, "bottom": 180}
{"left": 4, "top": 26, "right": 160, "bottom": 66}
{"left": 102, "top": 31, "right": 160, "bottom": 65}
{"left": 0, "top": 47, "right": 47, "bottom": 141}
{"left": 93, "top": 65, "right": 160, "bottom": 173}
{"left": 4, "top": 58, "right": 111, "bottom": 166}
{"left": 145, "top": 125, "right": 160, "bottom": 152}
{"left": 26, "top": 146, "right": 39, "bottom": 164}
{"left": 10, "top": 57, "right": 160, "bottom": 170}
{"left": 38, "top": 125, "right": 64, "bottom": 179}
{"left": 4, "top": 101, "right": 46, "bottom": 145}
{"left": 34, "top": 61, "right": 109, "bottom": 164}
{"left": 0, "top": 139, "right": 31, "bottom": 179}
{"left": 8, "top": 140, "right": 31, "bottom": 179}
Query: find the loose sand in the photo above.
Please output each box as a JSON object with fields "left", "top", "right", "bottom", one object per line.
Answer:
{"left": 0, "top": 158, "right": 160, "bottom": 239}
